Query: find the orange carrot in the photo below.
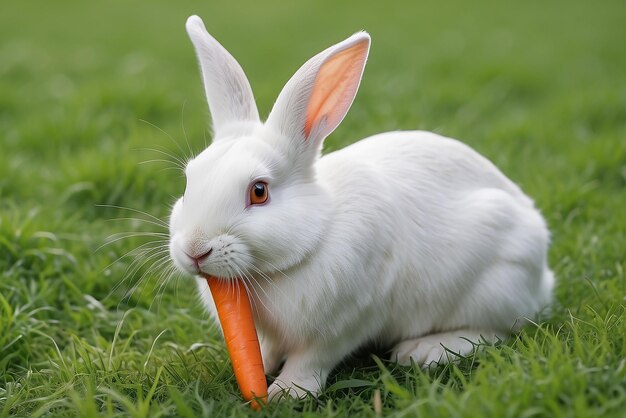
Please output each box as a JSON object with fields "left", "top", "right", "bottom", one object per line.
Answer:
{"left": 205, "top": 275, "right": 267, "bottom": 409}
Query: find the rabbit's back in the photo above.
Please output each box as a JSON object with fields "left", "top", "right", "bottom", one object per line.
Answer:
{"left": 320, "top": 131, "right": 530, "bottom": 205}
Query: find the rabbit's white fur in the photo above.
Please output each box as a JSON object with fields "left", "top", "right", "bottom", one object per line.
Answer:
{"left": 169, "top": 15, "right": 554, "bottom": 399}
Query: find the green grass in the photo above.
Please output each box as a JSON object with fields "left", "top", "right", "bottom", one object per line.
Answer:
{"left": 1, "top": 0, "right": 625, "bottom": 416}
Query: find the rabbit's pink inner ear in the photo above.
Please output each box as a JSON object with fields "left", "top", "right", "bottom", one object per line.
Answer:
{"left": 304, "top": 40, "right": 369, "bottom": 139}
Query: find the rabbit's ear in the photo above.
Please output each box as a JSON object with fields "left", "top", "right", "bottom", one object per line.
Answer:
{"left": 266, "top": 32, "right": 370, "bottom": 154}
{"left": 186, "top": 16, "right": 259, "bottom": 137}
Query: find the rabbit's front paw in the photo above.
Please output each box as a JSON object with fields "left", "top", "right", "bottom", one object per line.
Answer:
{"left": 267, "top": 362, "right": 326, "bottom": 401}
{"left": 267, "top": 375, "right": 320, "bottom": 401}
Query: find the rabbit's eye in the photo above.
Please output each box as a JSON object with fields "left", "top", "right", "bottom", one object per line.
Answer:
{"left": 249, "top": 181, "right": 269, "bottom": 205}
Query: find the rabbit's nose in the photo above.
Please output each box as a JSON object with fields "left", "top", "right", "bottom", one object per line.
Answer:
{"left": 185, "top": 248, "right": 213, "bottom": 265}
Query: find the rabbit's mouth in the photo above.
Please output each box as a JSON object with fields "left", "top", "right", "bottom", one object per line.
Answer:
{"left": 200, "top": 273, "right": 231, "bottom": 282}
{"left": 170, "top": 232, "right": 256, "bottom": 280}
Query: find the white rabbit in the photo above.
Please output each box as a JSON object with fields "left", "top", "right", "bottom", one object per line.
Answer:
{"left": 168, "top": 15, "right": 555, "bottom": 399}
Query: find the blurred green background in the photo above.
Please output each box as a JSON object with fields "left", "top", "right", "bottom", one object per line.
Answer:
{"left": 1, "top": 0, "right": 625, "bottom": 416}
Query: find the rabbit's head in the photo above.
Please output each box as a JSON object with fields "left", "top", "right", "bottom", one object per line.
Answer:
{"left": 169, "top": 16, "right": 370, "bottom": 279}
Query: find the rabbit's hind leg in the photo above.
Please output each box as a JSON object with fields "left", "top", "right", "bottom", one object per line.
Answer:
{"left": 391, "top": 330, "right": 502, "bottom": 368}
